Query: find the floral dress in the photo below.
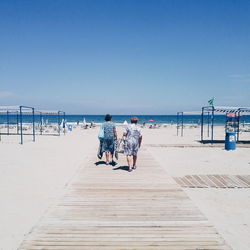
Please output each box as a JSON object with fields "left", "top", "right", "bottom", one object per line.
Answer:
{"left": 124, "top": 124, "right": 142, "bottom": 156}
{"left": 102, "top": 121, "right": 116, "bottom": 154}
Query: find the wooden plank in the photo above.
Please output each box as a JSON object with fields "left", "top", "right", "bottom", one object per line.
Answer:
{"left": 199, "top": 175, "right": 218, "bottom": 188}
{"left": 236, "top": 175, "right": 250, "bottom": 187}
{"left": 180, "top": 176, "right": 195, "bottom": 187}
{"left": 18, "top": 150, "right": 231, "bottom": 250}
{"left": 192, "top": 175, "right": 208, "bottom": 188}
{"left": 221, "top": 175, "right": 238, "bottom": 188}
{"left": 212, "top": 175, "right": 228, "bottom": 188}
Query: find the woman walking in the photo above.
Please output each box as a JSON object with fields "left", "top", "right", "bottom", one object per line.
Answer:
{"left": 124, "top": 117, "right": 142, "bottom": 172}
{"left": 102, "top": 114, "right": 117, "bottom": 165}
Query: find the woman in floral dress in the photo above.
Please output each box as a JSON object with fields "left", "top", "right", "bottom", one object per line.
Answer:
{"left": 124, "top": 117, "right": 142, "bottom": 172}
{"left": 102, "top": 114, "right": 117, "bottom": 165}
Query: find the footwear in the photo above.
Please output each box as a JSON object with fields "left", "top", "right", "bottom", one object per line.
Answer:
{"left": 132, "top": 166, "right": 137, "bottom": 170}
{"left": 106, "top": 161, "right": 110, "bottom": 165}
{"left": 128, "top": 168, "right": 133, "bottom": 172}
{"left": 111, "top": 161, "right": 117, "bottom": 166}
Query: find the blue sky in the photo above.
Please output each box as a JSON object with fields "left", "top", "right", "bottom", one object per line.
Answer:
{"left": 0, "top": 0, "right": 249, "bottom": 114}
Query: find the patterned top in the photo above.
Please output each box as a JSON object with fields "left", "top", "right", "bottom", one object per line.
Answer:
{"left": 103, "top": 121, "right": 116, "bottom": 139}
{"left": 124, "top": 124, "right": 142, "bottom": 156}
{"left": 126, "top": 124, "right": 142, "bottom": 141}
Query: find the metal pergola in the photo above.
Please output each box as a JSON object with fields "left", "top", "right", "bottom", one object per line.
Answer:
{"left": 0, "top": 105, "right": 35, "bottom": 144}
{"left": 201, "top": 106, "right": 250, "bottom": 143}
{"left": 176, "top": 111, "right": 201, "bottom": 137}
{"left": 36, "top": 110, "right": 66, "bottom": 136}
{"left": 0, "top": 106, "right": 66, "bottom": 144}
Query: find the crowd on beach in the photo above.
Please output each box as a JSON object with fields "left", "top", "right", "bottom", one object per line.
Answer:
{"left": 97, "top": 114, "right": 142, "bottom": 172}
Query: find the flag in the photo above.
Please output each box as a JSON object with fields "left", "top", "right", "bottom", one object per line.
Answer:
{"left": 208, "top": 97, "right": 215, "bottom": 106}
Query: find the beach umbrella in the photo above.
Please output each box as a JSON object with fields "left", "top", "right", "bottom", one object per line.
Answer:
{"left": 123, "top": 120, "right": 128, "bottom": 125}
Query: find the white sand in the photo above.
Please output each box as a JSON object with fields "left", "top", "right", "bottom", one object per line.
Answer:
{"left": 0, "top": 128, "right": 98, "bottom": 250}
{"left": 0, "top": 125, "right": 249, "bottom": 250}
{"left": 148, "top": 127, "right": 250, "bottom": 250}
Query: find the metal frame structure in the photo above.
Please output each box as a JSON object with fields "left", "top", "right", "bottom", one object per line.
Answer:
{"left": 176, "top": 111, "right": 201, "bottom": 137}
{"left": 0, "top": 105, "right": 35, "bottom": 144}
{"left": 0, "top": 106, "right": 66, "bottom": 144}
{"left": 36, "top": 110, "right": 66, "bottom": 136}
{"left": 177, "top": 112, "right": 184, "bottom": 136}
{"left": 201, "top": 106, "right": 250, "bottom": 143}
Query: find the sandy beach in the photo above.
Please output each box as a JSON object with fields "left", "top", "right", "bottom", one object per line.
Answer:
{"left": 0, "top": 125, "right": 250, "bottom": 250}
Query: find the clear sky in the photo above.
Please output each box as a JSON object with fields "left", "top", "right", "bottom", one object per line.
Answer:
{"left": 0, "top": 0, "right": 249, "bottom": 114}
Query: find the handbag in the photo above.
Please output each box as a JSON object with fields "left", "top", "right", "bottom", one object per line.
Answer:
{"left": 98, "top": 124, "right": 104, "bottom": 140}
{"left": 117, "top": 138, "right": 125, "bottom": 153}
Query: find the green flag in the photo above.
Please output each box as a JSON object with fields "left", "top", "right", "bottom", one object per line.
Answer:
{"left": 208, "top": 97, "right": 215, "bottom": 106}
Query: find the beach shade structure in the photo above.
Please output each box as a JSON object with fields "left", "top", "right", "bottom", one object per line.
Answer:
{"left": 177, "top": 112, "right": 184, "bottom": 136}
{"left": 83, "top": 118, "right": 87, "bottom": 126}
{"left": 36, "top": 110, "right": 66, "bottom": 136}
{"left": 176, "top": 111, "right": 201, "bottom": 137}
{"left": 0, "top": 105, "right": 35, "bottom": 144}
{"left": 148, "top": 119, "right": 154, "bottom": 122}
{"left": 201, "top": 106, "right": 250, "bottom": 144}
{"left": 123, "top": 120, "right": 128, "bottom": 125}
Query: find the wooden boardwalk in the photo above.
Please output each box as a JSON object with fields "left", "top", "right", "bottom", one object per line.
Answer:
{"left": 174, "top": 175, "right": 250, "bottom": 188}
{"left": 19, "top": 148, "right": 231, "bottom": 250}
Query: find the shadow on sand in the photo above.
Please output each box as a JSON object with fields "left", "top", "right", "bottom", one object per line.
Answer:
{"left": 95, "top": 161, "right": 118, "bottom": 166}
{"left": 94, "top": 161, "right": 106, "bottom": 166}
{"left": 113, "top": 165, "right": 130, "bottom": 172}
{"left": 199, "top": 140, "right": 250, "bottom": 145}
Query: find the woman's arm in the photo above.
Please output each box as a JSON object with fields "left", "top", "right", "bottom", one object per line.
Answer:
{"left": 138, "top": 136, "right": 142, "bottom": 148}
{"left": 114, "top": 127, "right": 117, "bottom": 139}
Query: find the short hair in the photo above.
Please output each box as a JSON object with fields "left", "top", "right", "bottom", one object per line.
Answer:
{"left": 131, "top": 117, "right": 138, "bottom": 124}
{"left": 105, "top": 114, "right": 112, "bottom": 121}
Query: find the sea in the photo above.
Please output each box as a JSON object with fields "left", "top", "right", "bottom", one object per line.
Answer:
{"left": 1, "top": 114, "right": 250, "bottom": 125}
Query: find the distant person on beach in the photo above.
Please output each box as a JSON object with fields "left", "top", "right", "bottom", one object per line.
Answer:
{"left": 90, "top": 120, "right": 95, "bottom": 128}
{"left": 123, "top": 117, "right": 142, "bottom": 172}
{"left": 102, "top": 114, "right": 117, "bottom": 165}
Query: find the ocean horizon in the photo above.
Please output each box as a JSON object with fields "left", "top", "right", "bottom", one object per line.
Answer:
{"left": 1, "top": 114, "right": 250, "bottom": 125}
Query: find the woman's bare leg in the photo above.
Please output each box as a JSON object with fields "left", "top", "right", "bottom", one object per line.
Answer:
{"left": 105, "top": 152, "right": 110, "bottom": 164}
{"left": 126, "top": 155, "right": 133, "bottom": 171}
{"left": 133, "top": 155, "right": 137, "bottom": 169}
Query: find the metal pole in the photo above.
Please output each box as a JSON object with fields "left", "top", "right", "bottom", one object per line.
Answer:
{"left": 207, "top": 112, "right": 210, "bottom": 137}
{"left": 63, "top": 112, "right": 66, "bottom": 135}
{"left": 201, "top": 107, "right": 204, "bottom": 142}
{"left": 16, "top": 112, "right": 19, "bottom": 134}
{"left": 32, "top": 108, "right": 35, "bottom": 142}
{"left": 177, "top": 113, "right": 179, "bottom": 136}
{"left": 40, "top": 113, "right": 43, "bottom": 135}
{"left": 20, "top": 106, "right": 23, "bottom": 144}
{"left": 58, "top": 111, "right": 60, "bottom": 136}
{"left": 181, "top": 112, "right": 183, "bottom": 137}
{"left": 211, "top": 106, "right": 214, "bottom": 144}
{"left": 237, "top": 111, "right": 240, "bottom": 142}
{"left": 7, "top": 111, "right": 9, "bottom": 135}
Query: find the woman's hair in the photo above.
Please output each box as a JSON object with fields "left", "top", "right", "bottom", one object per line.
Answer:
{"left": 131, "top": 117, "right": 138, "bottom": 124}
{"left": 105, "top": 114, "right": 112, "bottom": 121}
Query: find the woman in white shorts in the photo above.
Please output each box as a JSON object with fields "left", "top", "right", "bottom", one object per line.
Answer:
{"left": 124, "top": 117, "right": 142, "bottom": 172}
